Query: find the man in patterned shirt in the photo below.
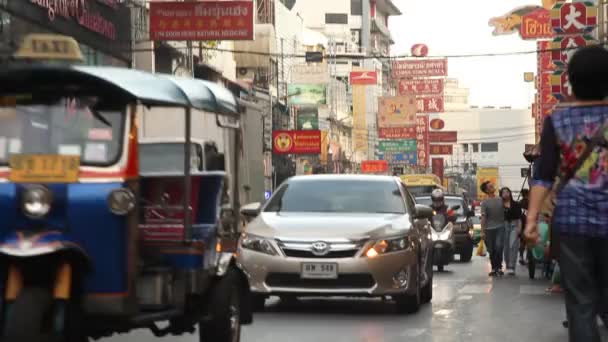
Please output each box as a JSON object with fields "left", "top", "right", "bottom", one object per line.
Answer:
{"left": 525, "top": 46, "right": 608, "bottom": 342}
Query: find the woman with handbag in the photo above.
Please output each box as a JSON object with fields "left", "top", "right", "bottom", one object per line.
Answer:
{"left": 525, "top": 46, "right": 608, "bottom": 342}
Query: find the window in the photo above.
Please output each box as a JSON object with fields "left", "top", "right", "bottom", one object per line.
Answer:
{"left": 462, "top": 143, "right": 469, "bottom": 153}
{"left": 351, "top": 0, "right": 362, "bottom": 15}
{"left": 325, "top": 13, "right": 348, "bottom": 24}
{"left": 481, "top": 142, "right": 499, "bottom": 152}
{"left": 472, "top": 143, "right": 479, "bottom": 152}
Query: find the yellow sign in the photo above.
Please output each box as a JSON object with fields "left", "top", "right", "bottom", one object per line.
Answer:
{"left": 320, "top": 131, "right": 328, "bottom": 163}
{"left": 523, "top": 72, "right": 534, "bottom": 83}
{"left": 352, "top": 85, "right": 368, "bottom": 151}
{"left": 9, "top": 155, "right": 80, "bottom": 183}
{"left": 377, "top": 96, "right": 417, "bottom": 128}
{"left": 477, "top": 168, "right": 499, "bottom": 200}
{"left": 14, "top": 34, "right": 84, "bottom": 62}
{"left": 400, "top": 174, "right": 441, "bottom": 187}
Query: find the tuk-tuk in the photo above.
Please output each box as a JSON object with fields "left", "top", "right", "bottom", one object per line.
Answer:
{"left": 0, "top": 34, "right": 252, "bottom": 341}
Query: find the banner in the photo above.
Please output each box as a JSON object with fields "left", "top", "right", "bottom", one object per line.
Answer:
{"left": 296, "top": 106, "right": 319, "bottom": 130}
{"left": 477, "top": 168, "right": 499, "bottom": 200}
{"left": 378, "top": 96, "right": 417, "bottom": 128}
{"left": 398, "top": 79, "right": 444, "bottom": 96}
{"left": 429, "top": 131, "right": 458, "bottom": 143}
{"left": 149, "top": 1, "right": 254, "bottom": 41}
{"left": 361, "top": 160, "right": 388, "bottom": 173}
{"left": 432, "top": 158, "right": 444, "bottom": 184}
{"left": 378, "top": 140, "right": 417, "bottom": 153}
{"left": 287, "top": 84, "right": 327, "bottom": 105}
{"left": 392, "top": 59, "right": 448, "bottom": 79}
{"left": 272, "top": 130, "right": 321, "bottom": 154}
{"left": 292, "top": 64, "right": 330, "bottom": 84}
{"left": 353, "top": 85, "right": 368, "bottom": 151}
{"left": 378, "top": 127, "right": 417, "bottom": 139}
{"left": 416, "top": 114, "right": 430, "bottom": 168}
{"left": 378, "top": 152, "right": 418, "bottom": 165}
{"left": 429, "top": 145, "right": 454, "bottom": 155}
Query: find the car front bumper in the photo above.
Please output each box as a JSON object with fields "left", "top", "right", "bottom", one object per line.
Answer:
{"left": 238, "top": 247, "right": 419, "bottom": 296}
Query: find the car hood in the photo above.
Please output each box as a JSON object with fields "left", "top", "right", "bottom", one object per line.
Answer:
{"left": 245, "top": 212, "right": 413, "bottom": 240}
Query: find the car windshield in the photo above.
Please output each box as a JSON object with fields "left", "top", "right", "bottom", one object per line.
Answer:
{"left": 0, "top": 95, "right": 125, "bottom": 166}
{"left": 140, "top": 143, "right": 202, "bottom": 173}
{"left": 264, "top": 179, "right": 407, "bottom": 214}
{"left": 407, "top": 185, "right": 439, "bottom": 196}
{"left": 416, "top": 197, "right": 466, "bottom": 216}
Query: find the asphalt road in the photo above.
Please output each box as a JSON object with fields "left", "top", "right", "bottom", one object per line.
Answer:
{"left": 107, "top": 255, "right": 600, "bottom": 342}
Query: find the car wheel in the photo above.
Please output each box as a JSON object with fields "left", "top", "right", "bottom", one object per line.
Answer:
{"left": 199, "top": 268, "right": 242, "bottom": 342}
{"left": 395, "top": 265, "right": 421, "bottom": 314}
{"left": 460, "top": 242, "right": 473, "bottom": 262}
{"left": 437, "top": 264, "right": 444, "bottom": 272}
{"left": 421, "top": 262, "right": 433, "bottom": 304}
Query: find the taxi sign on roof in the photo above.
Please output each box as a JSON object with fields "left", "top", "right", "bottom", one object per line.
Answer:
{"left": 14, "top": 34, "right": 84, "bottom": 62}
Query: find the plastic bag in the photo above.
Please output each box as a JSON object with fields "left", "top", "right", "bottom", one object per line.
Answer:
{"left": 531, "top": 222, "right": 550, "bottom": 260}
{"left": 476, "top": 239, "right": 487, "bottom": 256}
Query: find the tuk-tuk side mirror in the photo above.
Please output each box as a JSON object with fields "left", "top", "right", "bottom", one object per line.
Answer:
{"left": 414, "top": 204, "right": 434, "bottom": 219}
{"left": 241, "top": 202, "right": 262, "bottom": 218}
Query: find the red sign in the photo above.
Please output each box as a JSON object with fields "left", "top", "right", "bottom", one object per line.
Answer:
{"left": 361, "top": 160, "right": 388, "bottom": 173}
{"left": 550, "top": 35, "right": 596, "bottom": 67}
{"left": 416, "top": 96, "right": 444, "bottom": 113}
{"left": 432, "top": 158, "right": 444, "bottom": 183}
{"left": 429, "top": 145, "right": 453, "bottom": 155}
{"left": 149, "top": 1, "right": 254, "bottom": 41}
{"left": 378, "top": 127, "right": 417, "bottom": 139}
{"left": 350, "top": 71, "right": 378, "bottom": 85}
{"left": 398, "top": 79, "right": 444, "bottom": 96}
{"left": 392, "top": 59, "right": 448, "bottom": 79}
{"left": 550, "top": 70, "right": 573, "bottom": 101}
{"left": 411, "top": 44, "right": 429, "bottom": 57}
{"left": 272, "top": 130, "right": 321, "bottom": 154}
{"left": 551, "top": 2, "right": 597, "bottom": 35}
{"left": 538, "top": 41, "right": 556, "bottom": 72}
{"left": 430, "top": 118, "right": 445, "bottom": 130}
{"left": 416, "top": 115, "right": 429, "bottom": 168}
{"left": 520, "top": 9, "right": 552, "bottom": 40}
{"left": 539, "top": 73, "right": 557, "bottom": 106}
{"left": 429, "top": 131, "right": 458, "bottom": 143}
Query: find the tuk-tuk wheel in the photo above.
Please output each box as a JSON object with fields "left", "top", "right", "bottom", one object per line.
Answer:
{"left": 199, "top": 268, "right": 242, "bottom": 342}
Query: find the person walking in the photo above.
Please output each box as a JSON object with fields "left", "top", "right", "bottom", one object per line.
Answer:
{"left": 501, "top": 187, "right": 522, "bottom": 275}
{"left": 480, "top": 181, "right": 506, "bottom": 276}
{"left": 519, "top": 189, "right": 530, "bottom": 265}
{"left": 525, "top": 46, "right": 608, "bottom": 342}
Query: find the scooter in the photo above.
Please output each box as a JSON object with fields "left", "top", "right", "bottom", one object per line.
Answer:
{"left": 430, "top": 205, "right": 459, "bottom": 272}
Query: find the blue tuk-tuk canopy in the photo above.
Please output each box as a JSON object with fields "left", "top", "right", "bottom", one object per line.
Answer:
{"left": 0, "top": 65, "right": 239, "bottom": 116}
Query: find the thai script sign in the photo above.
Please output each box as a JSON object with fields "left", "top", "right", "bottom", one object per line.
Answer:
{"left": 391, "top": 59, "right": 448, "bottom": 79}
{"left": 272, "top": 130, "right": 321, "bottom": 155}
{"left": 378, "top": 127, "right": 417, "bottom": 139}
{"left": 378, "top": 140, "right": 417, "bottom": 153}
{"left": 398, "top": 79, "right": 444, "bottom": 96}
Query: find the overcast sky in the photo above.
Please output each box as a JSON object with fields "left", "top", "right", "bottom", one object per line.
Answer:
{"left": 390, "top": 0, "right": 540, "bottom": 109}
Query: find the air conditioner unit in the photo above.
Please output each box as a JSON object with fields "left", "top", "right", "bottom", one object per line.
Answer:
{"left": 350, "top": 30, "right": 360, "bottom": 44}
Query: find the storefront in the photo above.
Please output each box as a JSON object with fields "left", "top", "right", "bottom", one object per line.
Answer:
{"left": 0, "top": 0, "right": 131, "bottom": 66}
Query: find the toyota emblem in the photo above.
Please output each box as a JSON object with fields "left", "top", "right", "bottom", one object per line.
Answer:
{"left": 311, "top": 241, "right": 330, "bottom": 256}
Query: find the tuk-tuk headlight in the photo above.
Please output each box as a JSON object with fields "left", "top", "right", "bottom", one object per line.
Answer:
{"left": 22, "top": 185, "right": 52, "bottom": 219}
{"left": 108, "top": 189, "right": 135, "bottom": 215}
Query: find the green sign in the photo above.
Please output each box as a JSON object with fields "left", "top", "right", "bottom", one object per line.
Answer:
{"left": 296, "top": 106, "right": 319, "bottom": 130}
{"left": 288, "top": 84, "right": 327, "bottom": 105}
{"left": 378, "top": 140, "right": 417, "bottom": 153}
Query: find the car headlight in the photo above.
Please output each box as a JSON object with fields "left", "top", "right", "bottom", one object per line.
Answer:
{"left": 21, "top": 185, "right": 52, "bottom": 219}
{"left": 432, "top": 229, "right": 452, "bottom": 241}
{"left": 108, "top": 188, "right": 136, "bottom": 215}
{"left": 240, "top": 234, "right": 279, "bottom": 256}
{"left": 364, "top": 236, "right": 413, "bottom": 258}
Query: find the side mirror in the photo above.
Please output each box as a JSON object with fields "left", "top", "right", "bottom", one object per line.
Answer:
{"left": 414, "top": 204, "right": 434, "bottom": 219}
{"left": 240, "top": 202, "right": 262, "bottom": 218}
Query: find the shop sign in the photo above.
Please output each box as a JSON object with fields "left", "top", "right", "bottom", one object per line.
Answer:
{"left": 4, "top": 0, "right": 131, "bottom": 61}
{"left": 429, "top": 131, "right": 458, "bottom": 143}
{"left": 537, "top": 40, "right": 556, "bottom": 72}
{"left": 287, "top": 84, "right": 327, "bottom": 106}
{"left": 429, "top": 144, "right": 453, "bottom": 155}
{"left": 378, "top": 140, "right": 417, "bottom": 153}
{"left": 416, "top": 96, "right": 444, "bottom": 113}
{"left": 398, "top": 79, "right": 443, "bottom": 96}
{"left": 378, "top": 152, "right": 418, "bottom": 165}
{"left": 550, "top": 70, "right": 573, "bottom": 101}
{"left": 350, "top": 71, "right": 378, "bottom": 85}
{"left": 272, "top": 130, "right": 321, "bottom": 154}
{"left": 432, "top": 158, "right": 444, "bottom": 183}
{"left": 391, "top": 58, "right": 448, "bottom": 79}
{"left": 361, "top": 160, "right": 388, "bottom": 173}
{"left": 520, "top": 8, "right": 553, "bottom": 39}
{"left": 378, "top": 127, "right": 417, "bottom": 139}
{"left": 292, "top": 64, "right": 329, "bottom": 84}
{"left": 377, "top": 95, "right": 417, "bottom": 128}
{"left": 430, "top": 118, "right": 445, "bottom": 130}
{"left": 551, "top": 2, "right": 597, "bottom": 35}
{"left": 551, "top": 34, "right": 596, "bottom": 67}
{"left": 149, "top": 1, "right": 254, "bottom": 41}
{"left": 416, "top": 114, "right": 429, "bottom": 168}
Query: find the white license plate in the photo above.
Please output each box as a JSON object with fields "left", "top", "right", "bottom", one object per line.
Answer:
{"left": 300, "top": 263, "right": 338, "bottom": 279}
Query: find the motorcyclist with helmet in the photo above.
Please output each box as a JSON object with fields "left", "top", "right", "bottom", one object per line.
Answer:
{"left": 430, "top": 189, "right": 457, "bottom": 222}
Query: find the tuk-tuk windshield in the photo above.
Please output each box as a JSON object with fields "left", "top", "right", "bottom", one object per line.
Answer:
{"left": 0, "top": 95, "right": 125, "bottom": 166}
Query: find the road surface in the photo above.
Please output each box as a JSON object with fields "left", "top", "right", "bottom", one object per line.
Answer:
{"left": 108, "top": 255, "right": 597, "bottom": 342}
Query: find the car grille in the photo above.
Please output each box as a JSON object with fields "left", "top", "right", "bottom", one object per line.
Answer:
{"left": 265, "top": 273, "right": 376, "bottom": 289}
{"left": 282, "top": 249, "right": 358, "bottom": 258}
{"left": 277, "top": 239, "right": 364, "bottom": 259}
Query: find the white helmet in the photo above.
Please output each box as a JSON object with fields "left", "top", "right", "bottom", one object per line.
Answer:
{"left": 431, "top": 189, "right": 445, "bottom": 207}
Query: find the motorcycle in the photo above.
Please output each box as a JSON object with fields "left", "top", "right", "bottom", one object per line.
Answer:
{"left": 430, "top": 205, "right": 460, "bottom": 272}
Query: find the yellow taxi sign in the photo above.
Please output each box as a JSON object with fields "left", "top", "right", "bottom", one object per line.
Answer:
{"left": 9, "top": 155, "right": 80, "bottom": 183}
{"left": 14, "top": 34, "right": 84, "bottom": 62}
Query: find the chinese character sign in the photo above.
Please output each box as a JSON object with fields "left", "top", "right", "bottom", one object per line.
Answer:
{"left": 378, "top": 96, "right": 417, "bottom": 128}
{"left": 429, "top": 145, "right": 454, "bottom": 155}
{"left": 378, "top": 140, "right": 417, "bottom": 153}
{"left": 378, "top": 127, "right": 417, "bottom": 139}
{"left": 550, "top": 35, "right": 596, "bottom": 67}
{"left": 551, "top": 2, "right": 597, "bottom": 35}
{"left": 361, "top": 160, "right": 388, "bottom": 173}
{"left": 398, "top": 79, "right": 444, "bottom": 96}
{"left": 432, "top": 158, "right": 444, "bottom": 183}
{"left": 416, "top": 96, "right": 445, "bottom": 113}
{"left": 392, "top": 59, "right": 448, "bottom": 78}
{"left": 416, "top": 114, "right": 430, "bottom": 168}
{"left": 378, "top": 152, "right": 418, "bottom": 165}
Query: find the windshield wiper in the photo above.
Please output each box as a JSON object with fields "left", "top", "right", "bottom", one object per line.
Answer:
{"left": 91, "top": 109, "right": 112, "bottom": 127}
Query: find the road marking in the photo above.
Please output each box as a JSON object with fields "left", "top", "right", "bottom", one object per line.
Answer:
{"left": 400, "top": 328, "right": 427, "bottom": 337}
{"left": 459, "top": 284, "right": 493, "bottom": 294}
{"left": 457, "top": 295, "right": 473, "bottom": 301}
{"left": 434, "top": 309, "right": 453, "bottom": 316}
